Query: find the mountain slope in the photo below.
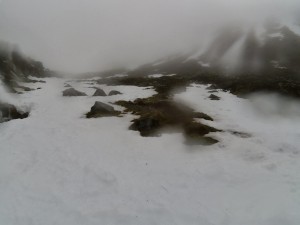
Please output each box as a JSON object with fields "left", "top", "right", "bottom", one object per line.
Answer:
{"left": 0, "top": 41, "right": 47, "bottom": 92}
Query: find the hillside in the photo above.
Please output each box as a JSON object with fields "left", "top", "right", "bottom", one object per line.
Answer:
{"left": 0, "top": 41, "right": 48, "bottom": 92}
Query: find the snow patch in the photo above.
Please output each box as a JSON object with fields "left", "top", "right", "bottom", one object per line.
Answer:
{"left": 198, "top": 61, "right": 210, "bottom": 67}
{"left": 106, "top": 74, "right": 128, "bottom": 79}
{"left": 268, "top": 32, "right": 284, "bottom": 40}
{"left": 148, "top": 74, "right": 176, "bottom": 78}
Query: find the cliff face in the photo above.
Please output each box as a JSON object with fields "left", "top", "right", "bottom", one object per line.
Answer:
{"left": 0, "top": 41, "right": 47, "bottom": 92}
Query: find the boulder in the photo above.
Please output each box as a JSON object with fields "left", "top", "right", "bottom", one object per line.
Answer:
{"left": 0, "top": 103, "right": 29, "bottom": 123}
{"left": 93, "top": 88, "right": 107, "bottom": 96}
{"left": 209, "top": 94, "right": 221, "bottom": 100}
{"left": 108, "top": 90, "right": 122, "bottom": 96}
{"left": 64, "top": 84, "right": 72, "bottom": 88}
{"left": 63, "top": 88, "right": 87, "bottom": 96}
{"left": 86, "top": 101, "right": 120, "bottom": 118}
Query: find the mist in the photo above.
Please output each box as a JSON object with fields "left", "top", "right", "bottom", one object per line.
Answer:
{"left": 0, "top": 0, "right": 300, "bottom": 73}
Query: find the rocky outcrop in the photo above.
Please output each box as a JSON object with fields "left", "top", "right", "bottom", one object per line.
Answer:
{"left": 0, "top": 41, "right": 48, "bottom": 92}
{"left": 63, "top": 88, "right": 87, "bottom": 96}
{"left": 64, "top": 84, "right": 72, "bottom": 88}
{"left": 108, "top": 90, "right": 122, "bottom": 96}
{"left": 93, "top": 88, "right": 106, "bottom": 96}
{"left": 116, "top": 98, "right": 220, "bottom": 143}
{"left": 86, "top": 101, "right": 120, "bottom": 118}
{"left": 0, "top": 103, "right": 29, "bottom": 123}
{"left": 209, "top": 94, "right": 221, "bottom": 100}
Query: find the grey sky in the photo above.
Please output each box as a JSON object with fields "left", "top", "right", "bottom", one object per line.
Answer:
{"left": 0, "top": 0, "right": 299, "bottom": 72}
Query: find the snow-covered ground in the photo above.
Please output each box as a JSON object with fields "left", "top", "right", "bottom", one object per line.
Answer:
{"left": 0, "top": 80, "right": 300, "bottom": 225}
{"left": 106, "top": 74, "right": 128, "bottom": 79}
{"left": 148, "top": 74, "right": 176, "bottom": 78}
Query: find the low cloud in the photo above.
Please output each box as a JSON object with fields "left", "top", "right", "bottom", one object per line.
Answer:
{"left": 0, "top": 0, "right": 299, "bottom": 72}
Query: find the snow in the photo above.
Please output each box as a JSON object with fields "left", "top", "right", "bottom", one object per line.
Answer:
{"left": 0, "top": 81, "right": 20, "bottom": 105}
{"left": 0, "top": 80, "right": 300, "bottom": 225}
{"left": 148, "top": 74, "right": 176, "bottom": 78}
{"left": 268, "top": 32, "right": 284, "bottom": 40}
{"left": 198, "top": 61, "right": 210, "bottom": 67}
{"left": 270, "top": 60, "right": 287, "bottom": 69}
{"left": 106, "top": 74, "right": 128, "bottom": 79}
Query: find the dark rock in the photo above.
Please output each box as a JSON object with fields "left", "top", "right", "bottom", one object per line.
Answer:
{"left": 21, "top": 86, "right": 34, "bottom": 92}
{"left": 0, "top": 103, "right": 29, "bottom": 123}
{"left": 86, "top": 101, "right": 120, "bottom": 118}
{"left": 183, "top": 122, "right": 220, "bottom": 145}
{"left": 93, "top": 88, "right": 107, "bottom": 96}
{"left": 193, "top": 112, "right": 213, "bottom": 121}
{"left": 64, "top": 84, "right": 72, "bottom": 88}
{"left": 108, "top": 90, "right": 122, "bottom": 96}
{"left": 129, "top": 117, "right": 160, "bottom": 136}
{"left": 10, "top": 81, "right": 34, "bottom": 92}
{"left": 184, "top": 122, "right": 220, "bottom": 137}
{"left": 63, "top": 88, "right": 87, "bottom": 96}
{"left": 228, "top": 130, "right": 251, "bottom": 138}
{"left": 209, "top": 94, "right": 221, "bottom": 100}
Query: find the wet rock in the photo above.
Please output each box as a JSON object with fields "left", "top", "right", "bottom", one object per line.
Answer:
{"left": 108, "top": 90, "right": 122, "bottom": 96}
{"left": 86, "top": 101, "right": 120, "bottom": 118}
{"left": 0, "top": 103, "right": 29, "bottom": 123}
{"left": 93, "top": 88, "right": 107, "bottom": 96}
{"left": 209, "top": 94, "right": 221, "bottom": 100}
{"left": 63, "top": 88, "right": 87, "bottom": 96}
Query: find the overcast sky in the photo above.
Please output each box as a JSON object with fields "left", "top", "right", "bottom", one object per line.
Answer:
{"left": 0, "top": 0, "right": 299, "bottom": 73}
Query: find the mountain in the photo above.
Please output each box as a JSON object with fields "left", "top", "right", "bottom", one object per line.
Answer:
{"left": 128, "top": 22, "right": 300, "bottom": 77}
{"left": 0, "top": 40, "right": 49, "bottom": 92}
{"left": 113, "top": 22, "right": 300, "bottom": 98}
{"left": 199, "top": 22, "right": 300, "bottom": 74}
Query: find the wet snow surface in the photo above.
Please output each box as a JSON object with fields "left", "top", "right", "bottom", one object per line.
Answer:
{"left": 0, "top": 79, "right": 300, "bottom": 225}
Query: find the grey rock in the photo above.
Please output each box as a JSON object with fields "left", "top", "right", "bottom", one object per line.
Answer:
{"left": 0, "top": 103, "right": 29, "bottom": 123}
{"left": 209, "top": 94, "right": 221, "bottom": 100}
{"left": 63, "top": 88, "right": 87, "bottom": 96}
{"left": 93, "top": 88, "right": 107, "bottom": 96}
{"left": 86, "top": 101, "right": 120, "bottom": 118}
{"left": 108, "top": 90, "right": 122, "bottom": 96}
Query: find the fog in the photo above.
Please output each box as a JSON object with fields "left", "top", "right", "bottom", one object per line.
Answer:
{"left": 0, "top": 0, "right": 299, "bottom": 73}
